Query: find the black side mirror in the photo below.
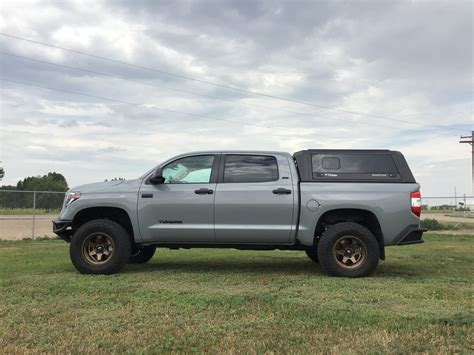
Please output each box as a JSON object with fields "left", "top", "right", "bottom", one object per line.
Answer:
{"left": 149, "top": 168, "right": 165, "bottom": 184}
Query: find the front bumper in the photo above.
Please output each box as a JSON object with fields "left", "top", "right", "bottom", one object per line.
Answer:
{"left": 52, "top": 219, "right": 73, "bottom": 242}
{"left": 396, "top": 226, "right": 427, "bottom": 245}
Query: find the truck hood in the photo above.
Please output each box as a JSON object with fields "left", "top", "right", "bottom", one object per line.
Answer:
{"left": 70, "top": 179, "right": 142, "bottom": 193}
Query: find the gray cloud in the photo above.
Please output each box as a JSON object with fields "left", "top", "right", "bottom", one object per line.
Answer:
{"left": 0, "top": 0, "right": 472, "bottom": 195}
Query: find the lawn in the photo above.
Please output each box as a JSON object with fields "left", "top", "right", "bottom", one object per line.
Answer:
{"left": 0, "top": 208, "right": 60, "bottom": 216}
{"left": 0, "top": 234, "right": 472, "bottom": 353}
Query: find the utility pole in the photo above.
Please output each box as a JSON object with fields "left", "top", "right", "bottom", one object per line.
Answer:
{"left": 459, "top": 131, "right": 474, "bottom": 194}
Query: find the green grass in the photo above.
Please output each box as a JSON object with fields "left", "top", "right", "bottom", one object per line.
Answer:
{"left": 421, "top": 218, "right": 474, "bottom": 231}
{"left": 0, "top": 208, "right": 60, "bottom": 216}
{"left": 0, "top": 234, "right": 472, "bottom": 353}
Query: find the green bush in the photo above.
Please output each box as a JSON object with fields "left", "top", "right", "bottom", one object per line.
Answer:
{"left": 421, "top": 218, "right": 445, "bottom": 230}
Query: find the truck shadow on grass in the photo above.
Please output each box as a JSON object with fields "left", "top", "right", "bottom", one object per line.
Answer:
{"left": 51, "top": 257, "right": 429, "bottom": 279}
{"left": 123, "top": 259, "right": 423, "bottom": 278}
{"left": 375, "top": 264, "right": 422, "bottom": 277}
{"left": 125, "top": 258, "right": 323, "bottom": 276}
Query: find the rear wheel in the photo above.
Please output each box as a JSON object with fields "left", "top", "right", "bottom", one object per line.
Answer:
{"left": 70, "top": 219, "right": 131, "bottom": 274}
{"left": 129, "top": 246, "right": 156, "bottom": 264}
{"left": 317, "top": 222, "right": 379, "bottom": 277}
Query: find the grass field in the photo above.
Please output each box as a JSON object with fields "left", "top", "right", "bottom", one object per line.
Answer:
{"left": 0, "top": 208, "right": 60, "bottom": 216}
{"left": 0, "top": 234, "right": 472, "bottom": 353}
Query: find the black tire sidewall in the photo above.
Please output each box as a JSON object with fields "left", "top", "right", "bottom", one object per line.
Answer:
{"left": 70, "top": 219, "right": 131, "bottom": 274}
{"left": 317, "top": 222, "right": 380, "bottom": 277}
{"left": 128, "top": 246, "right": 156, "bottom": 264}
{"left": 305, "top": 248, "right": 319, "bottom": 263}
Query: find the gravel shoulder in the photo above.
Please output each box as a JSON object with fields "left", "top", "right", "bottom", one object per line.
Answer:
{"left": 421, "top": 213, "right": 474, "bottom": 224}
{"left": 0, "top": 217, "right": 57, "bottom": 240}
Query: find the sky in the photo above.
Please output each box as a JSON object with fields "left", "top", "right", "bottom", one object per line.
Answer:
{"left": 0, "top": 0, "right": 473, "bottom": 201}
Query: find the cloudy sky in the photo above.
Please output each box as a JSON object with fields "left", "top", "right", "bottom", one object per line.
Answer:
{"left": 0, "top": 0, "right": 473, "bottom": 199}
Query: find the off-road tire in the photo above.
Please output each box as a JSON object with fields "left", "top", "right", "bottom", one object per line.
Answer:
{"left": 70, "top": 219, "right": 131, "bottom": 274}
{"left": 129, "top": 246, "right": 156, "bottom": 264}
{"left": 305, "top": 248, "right": 319, "bottom": 263}
{"left": 317, "top": 222, "right": 380, "bottom": 277}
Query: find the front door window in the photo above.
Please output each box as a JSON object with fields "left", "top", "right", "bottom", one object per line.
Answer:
{"left": 162, "top": 155, "right": 214, "bottom": 184}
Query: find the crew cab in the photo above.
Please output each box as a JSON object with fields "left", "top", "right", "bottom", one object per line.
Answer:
{"left": 53, "top": 150, "right": 425, "bottom": 277}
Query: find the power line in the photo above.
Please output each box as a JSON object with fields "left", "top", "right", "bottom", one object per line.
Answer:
{"left": 0, "top": 32, "right": 444, "bottom": 129}
{"left": 0, "top": 78, "right": 351, "bottom": 141}
{"left": 0, "top": 51, "right": 410, "bottom": 131}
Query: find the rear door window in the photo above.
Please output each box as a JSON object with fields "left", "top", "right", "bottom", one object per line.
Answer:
{"left": 223, "top": 155, "right": 279, "bottom": 183}
{"left": 311, "top": 153, "right": 400, "bottom": 181}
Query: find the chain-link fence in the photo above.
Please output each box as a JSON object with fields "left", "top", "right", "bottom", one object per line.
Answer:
{"left": 422, "top": 196, "right": 473, "bottom": 213}
{"left": 0, "top": 190, "right": 65, "bottom": 240}
{"left": 0, "top": 190, "right": 472, "bottom": 240}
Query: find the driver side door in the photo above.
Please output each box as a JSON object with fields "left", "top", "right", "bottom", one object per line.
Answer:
{"left": 138, "top": 154, "right": 220, "bottom": 243}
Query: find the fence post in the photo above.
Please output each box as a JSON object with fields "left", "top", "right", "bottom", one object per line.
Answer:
{"left": 32, "top": 191, "right": 36, "bottom": 239}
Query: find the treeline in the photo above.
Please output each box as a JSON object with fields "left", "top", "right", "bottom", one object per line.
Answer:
{"left": 0, "top": 172, "right": 68, "bottom": 210}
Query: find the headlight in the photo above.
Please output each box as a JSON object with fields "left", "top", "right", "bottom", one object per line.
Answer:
{"left": 65, "top": 192, "right": 81, "bottom": 206}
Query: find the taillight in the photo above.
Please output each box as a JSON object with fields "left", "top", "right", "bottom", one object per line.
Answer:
{"left": 411, "top": 190, "right": 421, "bottom": 217}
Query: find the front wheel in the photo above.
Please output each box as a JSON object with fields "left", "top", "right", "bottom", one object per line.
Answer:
{"left": 317, "top": 222, "right": 380, "bottom": 277}
{"left": 70, "top": 219, "right": 131, "bottom": 274}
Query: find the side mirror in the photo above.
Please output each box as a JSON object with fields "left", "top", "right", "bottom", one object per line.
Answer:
{"left": 149, "top": 168, "right": 165, "bottom": 184}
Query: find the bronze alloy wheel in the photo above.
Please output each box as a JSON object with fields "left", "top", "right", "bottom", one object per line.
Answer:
{"left": 81, "top": 232, "right": 115, "bottom": 265}
{"left": 332, "top": 235, "right": 368, "bottom": 269}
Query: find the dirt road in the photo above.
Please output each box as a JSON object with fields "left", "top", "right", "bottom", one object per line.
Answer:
{"left": 0, "top": 216, "right": 57, "bottom": 240}
{"left": 421, "top": 213, "right": 474, "bottom": 224}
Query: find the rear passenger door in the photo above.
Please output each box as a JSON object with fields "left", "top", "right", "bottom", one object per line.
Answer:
{"left": 214, "top": 154, "right": 295, "bottom": 243}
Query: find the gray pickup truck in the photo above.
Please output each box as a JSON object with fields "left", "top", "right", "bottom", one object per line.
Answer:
{"left": 53, "top": 149, "right": 425, "bottom": 277}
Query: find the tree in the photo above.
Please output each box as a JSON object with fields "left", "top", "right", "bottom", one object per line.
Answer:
{"left": 16, "top": 172, "right": 68, "bottom": 192}
{"left": 0, "top": 172, "right": 69, "bottom": 210}
{"left": 14, "top": 173, "right": 68, "bottom": 210}
{"left": 0, "top": 166, "right": 4, "bottom": 180}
